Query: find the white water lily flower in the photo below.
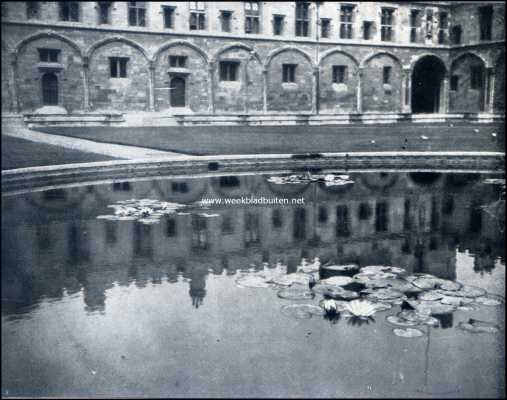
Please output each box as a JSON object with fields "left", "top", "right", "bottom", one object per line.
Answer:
{"left": 321, "top": 299, "right": 338, "bottom": 313}
{"left": 140, "top": 207, "right": 153, "bottom": 217}
{"left": 343, "top": 299, "right": 380, "bottom": 318}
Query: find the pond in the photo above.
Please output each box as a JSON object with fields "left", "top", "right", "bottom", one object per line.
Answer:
{"left": 1, "top": 171, "right": 505, "bottom": 398}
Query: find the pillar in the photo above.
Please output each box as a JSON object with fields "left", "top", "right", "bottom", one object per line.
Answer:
{"left": 441, "top": 72, "right": 450, "bottom": 113}
{"left": 9, "top": 52, "right": 20, "bottom": 113}
{"left": 82, "top": 56, "right": 90, "bottom": 111}
{"left": 356, "top": 67, "right": 363, "bottom": 113}
{"left": 311, "top": 66, "right": 318, "bottom": 114}
{"left": 208, "top": 61, "right": 215, "bottom": 114}
{"left": 487, "top": 67, "right": 495, "bottom": 113}
{"left": 262, "top": 68, "right": 268, "bottom": 113}
{"left": 402, "top": 67, "right": 411, "bottom": 113}
{"left": 148, "top": 60, "right": 155, "bottom": 111}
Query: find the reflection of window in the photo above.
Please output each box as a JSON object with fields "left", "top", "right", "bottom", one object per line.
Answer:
{"left": 340, "top": 5, "right": 354, "bottom": 39}
{"left": 169, "top": 55, "right": 187, "bottom": 67}
{"left": 318, "top": 206, "right": 328, "bottom": 223}
{"left": 36, "top": 225, "right": 52, "bottom": 251}
{"left": 450, "top": 25, "right": 462, "bottom": 44}
{"left": 220, "top": 10, "right": 232, "bottom": 32}
{"left": 113, "top": 181, "right": 131, "bottom": 191}
{"left": 38, "top": 48, "right": 60, "bottom": 63}
{"left": 282, "top": 64, "right": 297, "bottom": 83}
{"left": 105, "top": 221, "right": 117, "bottom": 244}
{"left": 403, "top": 199, "right": 411, "bottom": 230}
{"left": 383, "top": 66, "right": 391, "bottom": 84}
{"left": 438, "top": 12, "right": 448, "bottom": 44}
{"left": 363, "top": 21, "right": 372, "bottom": 40}
{"left": 166, "top": 218, "right": 177, "bottom": 237}
{"left": 295, "top": 1, "right": 310, "bottom": 37}
{"left": 470, "top": 66, "right": 483, "bottom": 89}
{"left": 450, "top": 75, "right": 458, "bottom": 91}
{"left": 479, "top": 5, "right": 493, "bottom": 41}
{"left": 43, "top": 188, "right": 66, "bottom": 200}
{"left": 98, "top": 2, "right": 112, "bottom": 24}
{"left": 336, "top": 205, "right": 350, "bottom": 237}
{"left": 320, "top": 18, "right": 330, "bottom": 38}
{"left": 273, "top": 14, "right": 284, "bottom": 35}
{"left": 293, "top": 208, "right": 306, "bottom": 240}
{"left": 192, "top": 215, "right": 208, "bottom": 249}
{"left": 128, "top": 2, "right": 146, "bottom": 26}
{"left": 60, "top": 2, "right": 80, "bottom": 21}
{"left": 189, "top": 1, "right": 205, "bottom": 30}
{"left": 171, "top": 181, "right": 188, "bottom": 193}
{"left": 163, "top": 6, "right": 175, "bottom": 28}
{"left": 110, "top": 57, "right": 129, "bottom": 78}
{"left": 219, "top": 61, "right": 239, "bottom": 81}
{"left": 332, "top": 65, "right": 347, "bottom": 84}
{"left": 219, "top": 175, "right": 240, "bottom": 187}
{"left": 26, "top": 2, "right": 40, "bottom": 19}
{"left": 425, "top": 9, "right": 433, "bottom": 39}
{"left": 380, "top": 8, "right": 394, "bottom": 41}
{"left": 272, "top": 209, "right": 283, "bottom": 228}
{"left": 245, "top": 1, "right": 260, "bottom": 34}
{"left": 442, "top": 195, "right": 454, "bottom": 215}
{"left": 245, "top": 212, "right": 260, "bottom": 245}
{"left": 375, "top": 201, "right": 389, "bottom": 232}
{"left": 221, "top": 215, "right": 234, "bottom": 234}
{"left": 358, "top": 203, "right": 371, "bottom": 220}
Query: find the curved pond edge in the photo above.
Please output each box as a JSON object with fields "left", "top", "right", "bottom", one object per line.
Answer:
{"left": 2, "top": 151, "right": 504, "bottom": 196}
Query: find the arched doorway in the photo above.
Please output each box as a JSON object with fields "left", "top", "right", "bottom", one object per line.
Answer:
{"left": 411, "top": 56, "right": 447, "bottom": 113}
{"left": 42, "top": 72, "right": 59, "bottom": 105}
{"left": 170, "top": 76, "right": 186, "bottom": 107}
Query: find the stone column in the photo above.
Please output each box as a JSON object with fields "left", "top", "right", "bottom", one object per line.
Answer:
{"left": 311, "top": 66, "right": 318, "bottom": 114}
{"left": 82, "top": 56, "right": 90, "bottom": 111}
{"left": 147, "top": 60, "right": 155, "bottom": 111}
{"left": 208, "top": 61, "right": 215, "bottom": 114}
{"left": 401, "top": 67, "right": 411, "bottom": 113}
{"left": 487, "top": 67, "right": 495, "bottom": 113}
{"left": 262, "top": 67, "right": 268, "bottom": 113}
{"left": 356, "top": 67, "right": 363, "bottom": 113}
{"left": 441, "top": 72, "right": 450, "bottom": 113}
{"left": 10, "top": 52, "right": 20, "bottom": 113}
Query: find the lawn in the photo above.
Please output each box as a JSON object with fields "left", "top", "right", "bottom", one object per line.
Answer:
{"left": 38, "top": 122, "right": 505, "bottom": 156}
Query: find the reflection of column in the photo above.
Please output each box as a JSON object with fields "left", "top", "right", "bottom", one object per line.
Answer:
{"left": 148, "top": 60, "right": 155, "bottom": 111}
{"left": 356, "top": 67, "right": 363, "bottom": 113}
{"left": 208, "top": 61, "right": 215, "bottom": 114}
{"left": 82, "top": 56, "right": 90, "bottom": 111}
{"left": 487, "top": 67, "right": 495, "bottom": 113}
{"left": 402, "top": 67, "right": 411, "bottom": 113}
{"left": 10, "top": 52, "right": 20, "bottom": 113}
{"left": 262, "top": 67, "right": 268, "bottom": 113}
{"left": 441, "top": 72, "right": 449, "bottom": 113}
{"left": 312, "top": 66, "right": 318, "bottom": 114}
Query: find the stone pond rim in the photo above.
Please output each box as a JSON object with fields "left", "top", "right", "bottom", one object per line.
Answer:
{"left": 1, "top": 151, "right": 504, "bottom": 196}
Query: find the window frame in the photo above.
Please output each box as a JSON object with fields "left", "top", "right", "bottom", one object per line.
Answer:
{"left": 220, "top": 10, "right": 232, "bottom": 32}
{"left": 478, "top": 5, "right": 493, "bottom": 41}
{"left": 470, "top": 66, "right": 483, "bottom": 89}
{"left": 332, "top": 65, "right": 347, "bottom": 84}
{"left": 380, "top": 7, "right": 395, "bottom": 42}
{"left": 244, "top": 1, "right": 260, "bottom": 34}
{"left": 273, "top": 14, "right": 285, "bottom": 36}
{"left": 26, "top": 1, "right": 40, "bottom": 20}
{"left": 109, "top": 57, "right": 129, "bottom": 78}
{"left": 59, "top": 1, "right": 80, "bottom": 22}
{"left": 282, "top": 64, "right": 297, "bottom": 83}
{"left": 320, "top": 18, "right": 331, "bottom": 38}
{"left": 219, "top": 61, "right": 240, "bottom": 82}
{"left": 162, "top": 5, "right": 176, "bottom": 29}
{"left": 38, "top": 48, "right": 61, "bottom": 63}
{"left": 169, "top": 55, "right": 188, "bottom": 68}
{"left": 450, "top": 75, "right": 459, "bottom": 91}
{"left": 340, "top": 4, "right": 355, "bottom": 39}
{"left": 189, "top": 1, "right": 206, "bottom": 30}
{"left": 128, "top": 2, "right": 146, "bottom": 27}
{"left": 383, "top": 66, "right": 392, "bottom": 84}
{"left": 295, "top": 1, "right": 310, "bottom": 37}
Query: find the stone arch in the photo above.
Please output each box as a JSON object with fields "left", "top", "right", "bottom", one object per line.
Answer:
{"left": 493, "top": 52, "right": 505, "bottom": 111}
{"left": 265, "top": 46, "right": 315, "bottom": 112}
{"left": 15, "top": 31, "right": 83, "bottom": 58}
{"left": 411, "top": 55, "right": 448, "bottom": 113}
{"left": 409, "top": 53, "right": 448, "bottom": 74}
{"left": 87, "top": 37, "right": 150, "bottom": 111}
{"left": 318, "top": 49, "right": 359, "bottom": 113}
{"left": 14, "top": 32, "right": 84, "bottom": 112}
{"left": 361, "top": 52, "right": 403, "bottom": 112}
{"left": 153, "top": 40, "right": 210, "bottom": 112}
{"left": 213, "top": 43, "right": 263, "bottom": 113}
{"left": 449, "top": 52, "right": 487, "bottom": 113}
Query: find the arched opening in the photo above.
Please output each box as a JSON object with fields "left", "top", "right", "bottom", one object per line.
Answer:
{"left": 41, "top": 73, "right": 59, "bottom": 105}
{"left": 170, "top": 76, "right": 186, "bottom": 107}
{"left": 411, "top": 56, "right": 446, "bottom": 113}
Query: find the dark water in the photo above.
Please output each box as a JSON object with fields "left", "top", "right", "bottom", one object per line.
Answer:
{"left": 1, "top": 172, "right": 505, "bottom": 398}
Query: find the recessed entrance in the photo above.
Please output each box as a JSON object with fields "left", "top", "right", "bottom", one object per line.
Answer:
{"left": 42, "top": 72, "right": 59, "bottom": 106}
{"left": 411, "top": 56, "right": 447, "bottom": 113}
{"left": 170, "top": 76, "right": 186, "bottom": 107}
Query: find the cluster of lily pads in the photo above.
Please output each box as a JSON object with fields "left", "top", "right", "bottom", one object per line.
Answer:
{"left": 267, "top": 173, "right": 354, "bottom": 187}
{"left": 96, "top": 198, "right": 218, "bottom": 224}
{"left": 235, "top": 261, "right": 503, "bottom": 338}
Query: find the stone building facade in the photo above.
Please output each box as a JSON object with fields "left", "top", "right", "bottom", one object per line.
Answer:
{"left": 1, "top": 1, "right": 505, "bottom": 121}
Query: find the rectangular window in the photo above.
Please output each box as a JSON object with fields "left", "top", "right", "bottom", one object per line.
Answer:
{"left": 38, "top": 48, "right": 60, "bottom": 63}
{"left": 451, "top": 25, "right": 462, "bottom": 44}
{"left": 26, "top": 1, "right": 40, "bottom": 19}
{"left": 295, "top": 2, "right": 310, "bottom": 37}
{"left": 163, "top": 6, "right": 175, "bottom": 28}
{"left": 60, "top": 2, "right": 80, "bottom": 22}
{"left": 220, "top": 10, "right": 232, "bottom": 32}
{"left": 479, "top": 6, "right": 493, "bottom": 41}
{"left": 245, "top": 1, "right": 260, "bottom": 34}
{"left": 340, "top": 5, "right": 354, "bottom": 39}
{"left": 189, "top": 1, "right": 206, "bottom": 30}
{"left": 470, "top": 66, "right": 483, "bottom": 89}
{"left": 273, "top": 14, "right": 284, "bottom": 35}
{"left": 169, "top": 55, "right": 187, "bottom": 68}
{"left": 332, "top": 65, "right": 347, "bottom": 84}
{"left": 220, "top": 61, "right": 239, "bottom": 81}
{"left": 110, "top": 57, "right": 129, "bottom": 78}
{"left": 282, "top": 64, "right": 297, "bottom": 83}
{"left": 381, "top": 8, "right": 394, "bottom": 41}
{"left": 166, "top": 218, "right": 177, "bottom": 237}
{"left": 425, "top": 9, "right": 433, "bottom": 39}
{"left": 438, "top": 11, "right": 448, "bottom": 44}
{"left": 450, "top": 75, "right": 459, "bottom": 91}
{"left": 409, "top": 9, "right": 420, "bottom": 42}
{"left": 383, "top": 66, "right": 391, "bottom": 84}
{"left": 128, "top": 2, "right": 146, "bottom": 27}
{"left": 97, "top": 2, "right": 112, "bottom": 24}
{"left": 320, "top": 18, "right": 330, "bottom": 38}
{"left": 336, "top": 205, "right": 350, "bottom": 237}
{"left": 363, "top": 21, "right": 372, "bottom": 40}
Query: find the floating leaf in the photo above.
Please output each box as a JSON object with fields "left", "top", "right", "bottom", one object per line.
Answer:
{"left": 277, "top": 284, "right": 315, "bottom": 300}
{"left": 366, "top": 288, "right": 405, "bottom": 301}
{"left": 387, "top": 315, "right": 419, "bottom": 327}
{"left": 319, "top": 276, "right": 354, "bottom": 287}
{"left": 281, "top": 304, "right": 325, "bottom": 319}
{"left": 235, "top": 275, "right": 273, "bottom": 289}
{"left": 458, "top": 319, "right": 500, "bottom": 334}
{"left": 321, "top": 264, "right": 359, "bottom": 273}
{"left": 473, "top": 296, "right": 503, "bottom": 306}
{"left": 271, "top": 273, "right": 312, "bottom": 287}
{"left": 393, "top": 328, "right": 425, "bottom": 338}
{"left": 419, "top": 291, "right": 444, "bottom": 301}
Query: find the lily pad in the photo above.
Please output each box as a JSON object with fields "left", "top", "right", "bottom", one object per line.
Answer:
{"left": 277, "top": 284, "right": 315, "bottom": 300}
{"left": 281, "top": 304, "right": 325, "bottom": 319}
{"left": 412, "top": 277, "right": 444, "bottom": 290}
{"left": 235, "top": 275, "right": 273, "bottom": 289}
{"left": 459, "top": 285, "right": 487, "bottom": 298}
{"left": 271, "top": 273, "right": 312, "bottom": 287}
{"left": 440, "top": 296, "right": 474, "bottom": 306}
{"left": 439, "top": 280, "right": 462, "bottom": 291}
{"left": 366, "top": 288, "right": 405, "bottom": 301}
{"left": 387, "top": 315, "right": 419, "bottom": 327}
{"left": 322, "top": 264, "right": 359, "bottom": 273}
{"left": 319, "top": 276, "right": 354, "bottom": 286}
{"left": 419, "top": 291, "right": 444, "bottom": 301}
{"left": 473, "top": 296, "right": 503, "bottom": 306}
{"left": 393, "top": 328, "right": 425, "bottom": 338}
{"left": 458, "top": 319, "right": 500, "bottom": 334}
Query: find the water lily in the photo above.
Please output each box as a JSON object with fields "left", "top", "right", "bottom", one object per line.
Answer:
{"left": 343, "top": 299, "right": 380, "bottom": 318}
{"left": 140, "top": 207, "right": 153, "bottom": 217}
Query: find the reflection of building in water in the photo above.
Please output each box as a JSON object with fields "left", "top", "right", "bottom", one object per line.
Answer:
{"left": 1, "top": 173, "right": 504, "bottom": 315}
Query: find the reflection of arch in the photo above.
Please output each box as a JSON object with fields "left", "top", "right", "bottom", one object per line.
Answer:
{"left": 450, "top": 52, "right": 488, "bottom": 70}
{"left": 15, "top": 31, "right": 83, "bottom": 57}
{"left": 212, "top": 42, "right": 261, "bottom": 64}
{"left": 153, "top": 40, "right": 209, "bottom": 63}
{"left": 265, "top": 46, "right": 316, "bottom": 69}
{"left": 156, "top": 178, "right": 208, "bottom": 204}
{"left": 360, "top": 51, "right": 403, "bottom": 69}
{"left": 359, "top": 173, "right": 398, "bottom": 191}
{"left": 319, "top": 49, "right": 359, "bottom": 67}
{"left": 409, "top": 172, "right": 442, "bottom": 185}
{"left": 263, "top": 177, "right": 310, "bottom": 196}
{"left": 411, "top": 55, "right": 447, "bottom": 113}
{"left": 317, "top": 180, "right": 355, "bottom": 194}
{"left": 409, "top": 53, "right": 448, "bottom": 74}
{"left": 86, "top": 36, "right": 150, "bottom": 61}
{"left": 25, "top": 187, "right": 88, "bottom": 214}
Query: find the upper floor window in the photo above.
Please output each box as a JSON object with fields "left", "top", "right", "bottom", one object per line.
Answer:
{"left": 409, "top": 9, "right": 421, "bottom": 43}
{"left": 438, "top": 12, "right": 448, "bottom": 44}
{"left": 363, "top": 21, "right": 373, "bottom": 40}
{"left": 332, "top": 65, "right": 347, "bottom": 84}
{"left": 383, "top": 66, "right": 392, "bottom": 84}
{"left": 479, "top": 5, "right": 493, "bottom": 41}
{"left": 451, "top": 25, "right": 462, "bottom": 44}
{"left": 220, "top": 10, "right": 232, "bottom": 32}
{"left": 219, "top": 61, "right": 239, "bottom": 81}
{"left": 295, "top": 2, "right": 310, "bottom": 37}
{"left": 425, "top": 9, "right": 433, "bottom": 39}
{"left": 128, "top": 2, "right": 146, "bottom": 26}
{"left": 321, "top": 18, "right": 330, "bottom": 38}
{"left": 110, "top": 57, "right": 129, "bottom": 78}
{"left": 245, "top": 1, "right": 260, "bottom": 34}
{"left": 189, "top": 1, "right": 206, "bottom": 30}
{"left": 38, "top": 48, "right": 60, "bottom": 63}
{"left": 380, "top": 8, "right": 394, "bottom": 41}
{"left": 282, "top": 64, "right": 297, "bottom": 83}
{"left": 59, "top": 2, "right": 80, "bottom": 22}
{"left": 470, "top": 66, "right": 483, "bottom": 89}
{"left": 273, "top": 14, "right": 284, "bottom": 36}
{"left": 163, "top": 6, "right": 175, "bottom": 29}
{"left": 26, "top": 1, "right": 40, "bottom": 19}
{"left": 97, "top": 1, "right": 112, "bottom": 25}
{"left": 340, "top": 4, "right": 354, "bottom": 39}
{"left": 169, "top": 55, "right": 187, "bottom": 68}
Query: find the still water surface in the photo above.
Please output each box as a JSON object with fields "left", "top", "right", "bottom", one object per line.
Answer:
{"left": 2, "top": 172, "right": 505, "bottom": 398}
